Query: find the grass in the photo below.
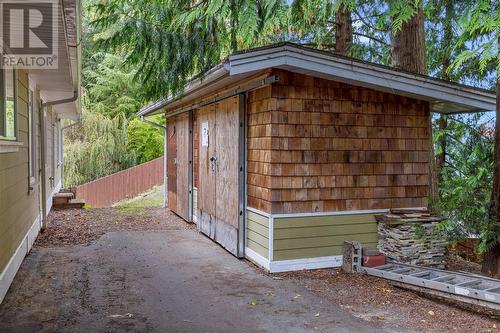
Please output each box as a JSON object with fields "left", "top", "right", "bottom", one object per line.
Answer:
{"left": 114, "top": 185, "right": 164, "bottom": 215}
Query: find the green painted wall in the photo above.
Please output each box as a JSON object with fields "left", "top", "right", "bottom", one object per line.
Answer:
{"left": 246, "top": 210, "right": 269, "bottom": 259}
{"left": 0, "top": 70, "right": 40, "bottom": 273}
{"left": 273, "top": 213, "right": 378, "bottom": 261}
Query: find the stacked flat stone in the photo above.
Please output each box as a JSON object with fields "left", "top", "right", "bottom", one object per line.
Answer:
{"left": 376, "top": 209, "right": 446, "bottom": 268}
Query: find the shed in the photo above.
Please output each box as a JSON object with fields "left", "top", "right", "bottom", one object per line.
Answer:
{"left": 139, "top": 43, "right": 496, "bottom": 273}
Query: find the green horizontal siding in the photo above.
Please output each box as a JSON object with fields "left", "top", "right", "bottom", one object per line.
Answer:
{"left": 273, "top": 213, "right": 378, "bottom": 261}
{"left": 274, "top": 242, "right": 379, "bottom": 260}
{"left": 246, "top": 209, "right": 269, "bottom": 259}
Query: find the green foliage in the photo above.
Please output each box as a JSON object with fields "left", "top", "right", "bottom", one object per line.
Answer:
{"left": 64, "top": 111, "right": 136, "bottom": 187}
{"left": 81, "top": 0, "right": 500, "bottom": 256}
{"left": 435, "top": 113, "right": 495, "bottom": 250}
{"left": 62, "top": 3, "right": 163, "bottom": 187}
{"left": 127, "top": 116, "right": 164, "bottom": 164}
{"left": 88, "top": 0, "right": 288, "bottom": 100}
{"left": 85, "top": 53, "right": 143, "bottom": 119}
{"left": 412, "top": 223, "right": 426, "bottom": 239}
{"left": 451, "top": 0, "right": 499, "bottom": 81}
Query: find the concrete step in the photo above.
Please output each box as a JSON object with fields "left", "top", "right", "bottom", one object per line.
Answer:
{"left": 54, "top": 198, "right": 85, "bottom": 209}
{"left": 53, "top": 192, "right": 74, "bottom": 205}
{"left": 53, "top": 192, "right": 74, "bottom": 198}
{"left": 59, "top": 188, "right": 76, "bottom": 195}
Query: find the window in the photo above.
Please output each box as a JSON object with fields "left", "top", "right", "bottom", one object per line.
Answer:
{"left": 0, "top": 68, "right": 17, "bottom": 140}
{"left": 28, "top": 89, "right": 37, "bottom": 186}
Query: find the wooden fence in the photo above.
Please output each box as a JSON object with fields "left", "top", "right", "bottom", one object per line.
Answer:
{"left": 76, "top": 157, "right": 164, "bottom": 208}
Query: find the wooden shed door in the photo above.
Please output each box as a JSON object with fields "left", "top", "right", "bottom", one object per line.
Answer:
{"left": 167, "top": 113, "right": 190, "bottom": 221}
{"left": 197, "top": 105, "right": 216, "bottom": 235}
{"left": 196, "top": 96, "right": 243, "bottom": 256}
{"left": 167, "top": 120, "right": 177, "bottom": 212}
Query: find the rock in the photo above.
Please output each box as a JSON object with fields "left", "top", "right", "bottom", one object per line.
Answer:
{"left": 376, "top": 210, "right": 447, "bottom": 268}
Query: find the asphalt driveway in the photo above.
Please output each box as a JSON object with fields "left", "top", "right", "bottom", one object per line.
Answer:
{"left": 0, "top": 208, "right": 397, "bottom": 333}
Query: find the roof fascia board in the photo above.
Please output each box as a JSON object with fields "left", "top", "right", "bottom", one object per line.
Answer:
{"left": 139, "top": 63, "right": 229, "bottom": 117}
{"left": 229, "top": 47, "right": 496, "bottom": 113}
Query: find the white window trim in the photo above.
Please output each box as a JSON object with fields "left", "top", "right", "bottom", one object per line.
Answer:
{"left": 0, "top": 69, "right": 18, "bottom": 142}
{"left": 0, "top": 68, "right": 19, "bottom": 152}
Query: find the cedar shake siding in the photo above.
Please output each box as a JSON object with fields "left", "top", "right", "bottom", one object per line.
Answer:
{"left": 247, "top": 69, "right": 430, "bottom": 214}
{"left": 247, "top": 85, "right": 274, "bottom": 213}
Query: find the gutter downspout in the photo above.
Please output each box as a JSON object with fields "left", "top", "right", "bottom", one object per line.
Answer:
{"left": 140, "top": 116, "right": 168, "bottom": 208}
{"left": 40, "top": 91, "right": 79, "bottom": 230}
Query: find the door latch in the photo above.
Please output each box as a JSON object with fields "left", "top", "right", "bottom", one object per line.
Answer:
{"left": 210, "top": 156, "right": 218, "bottom": 173}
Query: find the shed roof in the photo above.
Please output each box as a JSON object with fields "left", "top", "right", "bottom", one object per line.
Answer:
{"left": 139, "top": 42, "right": 496, "bottom": 117}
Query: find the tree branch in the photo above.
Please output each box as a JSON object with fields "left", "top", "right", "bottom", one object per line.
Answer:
{"left": 353, "top": 32, "right": 388, "bottom": 45}
{"left": 353, "top": 9, "right": 388, "bottom": 33}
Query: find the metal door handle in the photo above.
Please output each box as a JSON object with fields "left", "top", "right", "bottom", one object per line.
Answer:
{"left": 210, "top": 156, "right": 218, "bottom": 172}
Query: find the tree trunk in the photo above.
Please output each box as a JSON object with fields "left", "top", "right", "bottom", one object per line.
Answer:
{"left": 334, "top": 4, "right": 352, "bottom": 57}
{"left": 482, "top": 37, "right": 500, "bottom": 277}
{"left": 391, "top": 4, "right": 438, "bottom": 210}
{"left": 230, "top": 0, "right": 238, "bottom": 52}
{"left": 436, "top": 0, "right": 453, "bottom": 183}
{"left": 436, "top": 115, "right": 447, "bottom": 183}
{"left": 391, "top": 7, "right": 427, "bottom": 74}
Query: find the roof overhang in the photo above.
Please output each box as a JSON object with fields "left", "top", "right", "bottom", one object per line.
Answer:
{"left": 139, "top": 43, "right": 496, "bottom": 117}
{"left": 27, "top": 0, "right": 82, "bottom": 121}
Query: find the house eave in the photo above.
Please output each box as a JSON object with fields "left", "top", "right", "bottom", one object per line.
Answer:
{"left": 139, "top": 43, "right": 496, "bottom": 117}
{"left": 138, "top": 63, "right": 230, "bottom": 117}
{"left": 228, "top": 44, "right": 496, "bottom": 114}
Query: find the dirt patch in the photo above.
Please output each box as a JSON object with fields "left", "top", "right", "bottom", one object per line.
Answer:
{"left": 444, "top": 251, "right": 483, "bottom": 275}
{"left": 272, "top": 269, "right": 499, "bottom": 333}
{"left": 36, "top": 207, "right": 194, "bottom": 247}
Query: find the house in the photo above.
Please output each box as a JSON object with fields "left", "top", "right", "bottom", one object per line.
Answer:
{"left": 0, "top": 0, "right": 81, "bottom": 303}
{"left": 138, "top": 43, "right": 496, "bottom": 273}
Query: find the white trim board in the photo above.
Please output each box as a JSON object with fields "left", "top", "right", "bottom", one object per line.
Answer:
{"left": 0, "top": 215, "right": 41, "bottom": 304}
{"left": 268, "top": 215, "right": 274, "bottom": 261}
{"left": 246, "top": 206, "right": 271, "bottom": 218}
{"left": 245, "top": 248, "right": 343, "bottom": 273}
{"left": 271, "top": 209, "right": 390, "bottom": 219}
{"left": 269, "top": 255, "right": 343, "bottom": 273}
{"left": 245, "top": 206, "right": 414, "bottom": 219}
{"left": 245, "top": 247, "right": 270, "bottom": 271}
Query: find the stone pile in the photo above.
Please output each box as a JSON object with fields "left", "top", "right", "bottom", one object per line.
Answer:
{"left": 376, "top": 209, "right": 447, "bottom": 268}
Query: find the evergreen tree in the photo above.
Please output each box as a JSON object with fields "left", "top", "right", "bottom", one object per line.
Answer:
{"left": 452, "top": 0, "right": 500, "bottom": 276}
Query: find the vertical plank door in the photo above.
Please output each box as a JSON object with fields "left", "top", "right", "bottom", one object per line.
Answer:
{"left": 214, "top": 96, "right": 241, "bottom": 255}
{"left": 195, "top": 96, "right": 242, "bottom": 256}
{"left": 175, "top": 112, "right": 190, "bottom": 221}
{"left": 196, "top": 105, "right": 217, "bottom": 237}
{"left": 167, "top": 117, "right": 177, "bottom": 213}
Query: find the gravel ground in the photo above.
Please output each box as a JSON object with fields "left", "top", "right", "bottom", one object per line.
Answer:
{"left": 36, "top": 206, "right": 194, "bottom": 247}
{"left": 34, "top": 208, "right": 500, "bottom": 332}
